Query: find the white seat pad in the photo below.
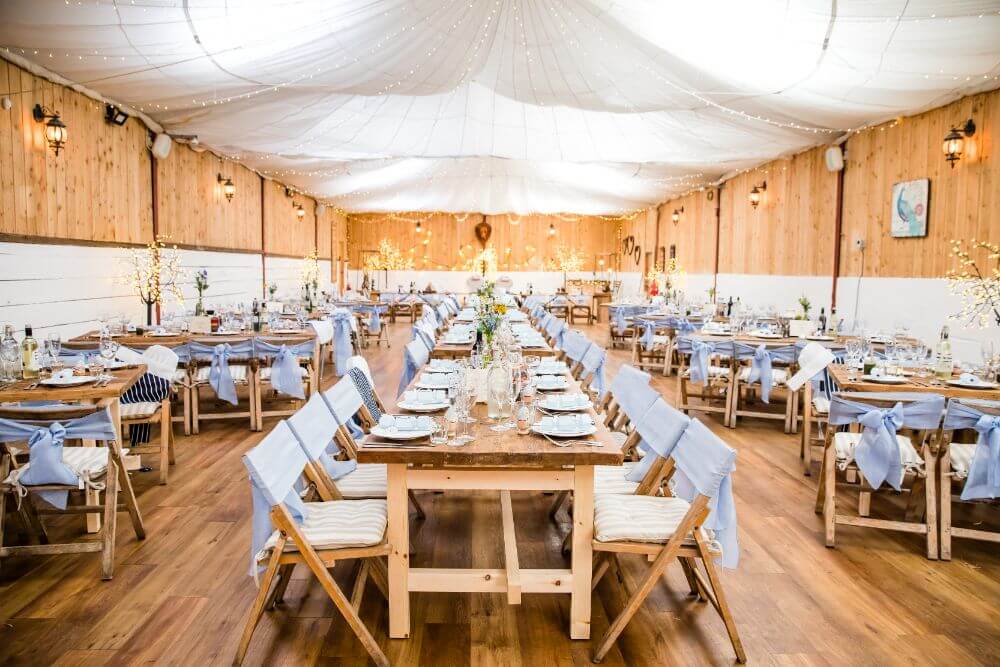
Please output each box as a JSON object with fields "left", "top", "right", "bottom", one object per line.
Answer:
{"left": 738, "top": 367, "right": 789, "bottom": 385}
{"left": 4, "top": 446, "right": 127, "bottom": 485}
{"left": 259, "top": 366, "right": 308, "bottom": 380}
{"left": 949, "top": 442, "right": 976, "bottom": 480}
{"left": 261, "top": 499, "right": 387, "bottom": 555}
{"left": 195, "top": 364, "right": 249, "bottom": 383}
{"left": 834, "top": 432, "right": 923, "bottom": 473}
{"left": 812, "top": 396, "right": 831, "bottom": 415}
{"left": 594, "top": 494, "right": 692, "bottom": 543}
{"left": 595, "top": 462, "right": 640, "bottom": 495}
{"left": 120, "top": 401, "right": 161, "bottom": 419}
{"left": 172, "top": 369, "right": 189, "bottom": 384}
{"left": 336, "top": 463, "right": 388, "bottom": 498}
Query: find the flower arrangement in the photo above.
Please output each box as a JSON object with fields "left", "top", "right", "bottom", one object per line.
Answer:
{"left": 795, "top": 295, "right": 811, "bottom": 320}
{"left": 194, "top": 268, "right": 209, "bottom": 315}
{"left": 122, "top": 236, "right": 185, "bottom": 324}
{"left": 267, "top": 282, "right": 278, "bottom": 299}
{"left": 301, "top": 250, "right": 321, "bottom": 310}
{"left": 645, "top": 258, "right": 685, "bottom": 298}
{"left": 946, "top": 238, "right": 999, "bottom": 328}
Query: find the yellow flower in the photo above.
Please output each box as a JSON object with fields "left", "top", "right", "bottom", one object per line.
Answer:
{"left": 495, "top": 304, "right": 508, "bottom": 315}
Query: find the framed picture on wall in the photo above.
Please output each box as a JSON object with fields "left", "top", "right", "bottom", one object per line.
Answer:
{"left": 890, "top": 178, "right": 929, "bottom": 238}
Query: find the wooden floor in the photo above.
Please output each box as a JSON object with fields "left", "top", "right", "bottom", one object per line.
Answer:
{"left": 1, "top": 322, "right": 998, "bottom": 666}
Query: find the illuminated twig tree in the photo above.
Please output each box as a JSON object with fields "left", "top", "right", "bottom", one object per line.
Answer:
{"left": 946, "top": 239, "right": 1000, "bottom": 328}
{"left": 122, "top": 236, "right": 185, "bottom": 325}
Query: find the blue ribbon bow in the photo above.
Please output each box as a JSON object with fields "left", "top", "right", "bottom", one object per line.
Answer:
{"left": 689, "top": 340, "right": 715, "bottom": 384}
{"left": 747, "top": 344, "right": 774, "bottom": 403}
{"left": 209, "top": 344, "right": 239, "bottom": 405}
{"left": 855, "top": 403, "right": 906, "bottom": 490}
{"left": 269, "top": 345, "right": 305, "bottom": 399}
{"left": 331, "top": 312, "right": 353, "bottom": 376}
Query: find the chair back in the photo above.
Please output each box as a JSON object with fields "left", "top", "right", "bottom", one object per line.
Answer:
{"left": 398, "top": 339, "right": 430, "bottom": 396}
{"left": 242, "top": 421, "right": 310, "bottom": 572}
{"left": 580, "top": 344, "right": 608, "bottom": 397}
{"left": 287, "top": 393, "right": 339, "bottom": 462}
{"left": 669, "top": 418, "right": 740, "bottom": 567}
{"left": 308, "top": 319, "right": 334, "bottom": 345}
{"left": 942, "top": 398, "right": 1000, "bottom": 501}
{"left": 324, "top": 377, "right": 365, "bottom": 426}
{"left": 610, "top": 365, "right": 658, "bottom": 422}
{"left": 346, "top": 355, "right": 374, "bottom": 384}
{"left": 561, "top": 330, "right": 591, "bottom": 363}
{"left": 829, "top": 391, "right": 945, "bottom": 491}
{"left": 625, "top": 397, "right": 692, "bottom": 485}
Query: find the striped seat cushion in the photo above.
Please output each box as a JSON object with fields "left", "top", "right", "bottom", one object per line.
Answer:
{"left": 594, "top": 494, "right": 692, "bottom": 543}
{"left": 595, "top": 462, "right": 640, "bottom": 495}
{"left": 4, "top": 446, "right": 128, "bottom": 485}
{"left": 738, "top": 367, "right": 789, "bottom": 385}
{"left": 949, "top": 442, "right": 976, "bottom": 480}
{"left": 259, "top": 366, "right": 308, "bottom": 380}
{"left": 681, "top": 366, "right": 729, "bottom": 379}
{"left": 120, "top": 401, "right": 161, "bottom": 419}
{"left": 335, "top": 463, "right": 387, "bottom": 498}
{"left": 834, "top": 432, "right": 923, "bottom": 473}
{"left": 195, "top": 364, "right": 249, "bottom": 383}
{"left": 261, "top": 499, "right": 387, "bottom": 555}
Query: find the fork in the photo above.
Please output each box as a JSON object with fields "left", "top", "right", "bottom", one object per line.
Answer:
{"left": 537, "top": 431, "right": 603, "bottom": 448}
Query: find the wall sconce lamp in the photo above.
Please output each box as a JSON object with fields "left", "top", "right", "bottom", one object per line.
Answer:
{"left": 217, "top": 173, "right": 236, "bottom": 201}
{"left": 671, "top": 206, "right": 684, "bottom": 224}
{"left": 32, "top": 104, "right": 68, "bottom": 155}
{"left": 749, "top": 181, "right": 766, "bottom": 209}
{"left": 548, "top": 223, "right": 556, "bottom": 236}
{"left": 415, "top": 220, "right": 422, "bottom": 233}
{"left": 295, "top": 203, "right": 305, "bottom": 220}
{"left": 943, "top": 119, "right": 975, "bottom": 167}
{"left": 104, "top": 104, "right": 129, "bottom": 126}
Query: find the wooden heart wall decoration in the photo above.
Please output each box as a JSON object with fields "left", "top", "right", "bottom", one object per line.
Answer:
{"left": 621, "top": 236, "right": 641, "bottom": 265}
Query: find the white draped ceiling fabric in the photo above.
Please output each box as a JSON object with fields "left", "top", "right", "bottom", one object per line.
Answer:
{"left": 1, "top": 1, "right": 998, "bottom": 214}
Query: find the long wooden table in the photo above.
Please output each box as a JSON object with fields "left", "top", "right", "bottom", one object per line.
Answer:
{"left": 826, "top": 364, "right": 1000, "bottom": 400}
{"left": 358, "top": 369, "right": 623, "bottom": 640}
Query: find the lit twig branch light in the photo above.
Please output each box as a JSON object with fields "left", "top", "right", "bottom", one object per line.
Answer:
{"left": 122, "top": 236, "right": 185, "bottom": 325}
{"left": 945, "top": 238, "right": 1000, "bottom": 328}
{"left": 364, "top": 239, "right": 414, "bottom": 272}
{"left": 301, "top": 250, "right": 321, "bottom": 308}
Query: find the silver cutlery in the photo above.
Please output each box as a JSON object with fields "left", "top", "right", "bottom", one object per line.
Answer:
{"left": 537, "top": 431, "right": 602, "bottom": 448}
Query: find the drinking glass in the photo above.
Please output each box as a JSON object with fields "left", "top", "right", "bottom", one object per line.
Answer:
{"left": 99, "top": 335, "right": 118, "bottom": 374}
{"left": 46, "top": 333, "right": 62, "bottom": 369}
{"left": 429, "top": 418, "right": 449, "bottom": 445}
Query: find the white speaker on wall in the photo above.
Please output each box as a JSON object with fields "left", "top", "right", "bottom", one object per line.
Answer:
{"left": 150, "top": 133, "right": 172, "bottom": 159}
{"left": 316, "top": 203, "right": 327, "bottom": 216}
{"left": 824, "top": 145, "right": 844, "bottom": 172}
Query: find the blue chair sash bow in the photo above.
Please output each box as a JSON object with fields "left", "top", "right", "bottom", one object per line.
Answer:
{"left": 943, "top": 400, "right": 1000, "bottom": 500}
{"left": 0, "top": 409, "right": 118, "bottom": 509}
{"left": 255, "top": 339, "right": 313, "bottom": 400}
{"left": 330, "top": 311, "right": 354, "bottom": 376}
{"left": 829, "top": 392, "right": 944, "bottom": 491}
{"left": 398, "top": 340, "right": 429, "bottom": 397}
{"left": 581, "top": 345, "right": 607, "bottom": 398}
{"left": 688, "top": 339, "right": 716, "bottom": 384}
{"left": 210, "top": 344, "right": 239, "bottom": 405}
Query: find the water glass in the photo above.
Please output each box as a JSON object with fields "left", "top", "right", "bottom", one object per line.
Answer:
{"left": 429, "top": 418, "right": 449, "bottom": 445}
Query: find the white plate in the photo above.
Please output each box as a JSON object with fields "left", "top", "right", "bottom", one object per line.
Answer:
{"left": 416, "top": 378, "right": 453, "bottom": 390}
{"left": 397, "top": 401, "right": 450, "bottom": 412}
{"left": 428, "top": 361, "right": 460, "bottom": 372}
{"left": 806, "top": 335, "right": 836, "bottom": 341}
{"left": 540, "top": 397, "right": 592, "bottom": 412}
{"left": 947, "top": 379, "right": 999, "bottom": 389}
{"left": 41, "top": 375, "right": 98, "bottom": 387}
{"left": 535, "top": 378, "right": 569, "bottom": 391}
{"left": 751, "top": 333, "right": 783, "bottom": 339}
{"left": 149, "top": 331, "right": 177, "bottom": 337}
{"left": 443, "top": 338, "right": 473, "bottom": 345}
{"left": 533, "top": 364, "right": 569, "bottom": 375}
{"left": 369, "top": 425, "right": 432, "bottom": 440}
{"left": 862, "top": 375, "right": 907, "bottom": 384}
{"left": 532, "top": 424, "right": 597, "bottom": 438}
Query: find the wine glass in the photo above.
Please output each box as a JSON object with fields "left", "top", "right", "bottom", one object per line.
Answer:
{"left": 99, "top": 335, "right": 118, "bottom": 377}
{"left": 47, "top": 333, "right": 62, "bottom": 369}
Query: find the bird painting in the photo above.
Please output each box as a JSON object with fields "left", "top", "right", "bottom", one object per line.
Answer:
{"left": 891, "top": 179, "right": 928, "bottom": 237}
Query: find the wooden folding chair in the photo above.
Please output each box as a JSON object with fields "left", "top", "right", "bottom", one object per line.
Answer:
{"left": 121, "top": 394, "right": 174, "bottom": 485}
{"left": 937, "top": 398, "right": 1000, "bottom": 560}
{"left": 816, "top": 392, "right": 945, "bottom": 559}
{"left": 675, "top": 337, "right": 735, "bottom": 426}
{"left": 251, "top": 337, "right": 318, "bottom": 431}
{"left": 568, "top": 294, "right": 593, "bottom": 324}
{"left": 0, "top": 405, "right": 146, "bottom": 580}
{"left": 729, "top": 342, "right": 799, "bottom": 432}
{"left": 187, "top": 338, "right": 256, "bottom": 433}
{"left": 591, "top": 416, "right": 745, "bottom": 664}
{"left": 236, "top": 421, "right": 389, "bottom": 667}
{"left": 630, "top": 319, "right": 673, "bottom": 376}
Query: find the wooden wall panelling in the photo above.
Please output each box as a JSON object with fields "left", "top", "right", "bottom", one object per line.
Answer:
{"left": 840, "top": 88, "right": 999, "bottom": 279}
{"left": 658, "top": 188, "right": 719, "bottom": 274}
{"left": 156, "top": 142, "right": 262, "bottom": 251}
{"left": 316, "top": 206, "right": 332, "bottom": 259}
{"left": 617, "top": 207, "right": 658, "bottom": 273}
{"left": 718, "top": 145, "right": 836, "bottom": 276}
{"left": 0, "top": 58, "right": 152, "bottom": 244}
{"left": 262, "top": 179, "right": 316, "bottom": 257}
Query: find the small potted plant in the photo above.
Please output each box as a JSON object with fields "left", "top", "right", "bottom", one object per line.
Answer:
{"left": 194, "top": 269, "right": 209, "bottom": 315}
{"left": 267, "top": 282, "right": 278, "bottom": 300}
{"left": 789, "top": 295, "right": 815, "bottom": 337}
